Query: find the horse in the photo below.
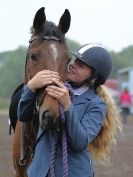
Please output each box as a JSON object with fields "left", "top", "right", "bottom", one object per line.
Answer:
{"left": 10, "top": 7, "right": 71, "bottom": 177}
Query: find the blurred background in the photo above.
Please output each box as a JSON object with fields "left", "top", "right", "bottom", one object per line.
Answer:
{"left": 0, "top": 0, "right": 133, "bottom": 177}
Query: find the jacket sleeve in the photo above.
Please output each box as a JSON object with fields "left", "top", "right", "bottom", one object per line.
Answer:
{"left": 17, "top": 85, "right": 36, "bottom": 122}
{"left": 65, "top": 99, "right": 106, "bottom": 152}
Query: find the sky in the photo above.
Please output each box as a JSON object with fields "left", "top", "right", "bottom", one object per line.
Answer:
{"left": 0, "top": 0, "right": 133, "bottom": 52}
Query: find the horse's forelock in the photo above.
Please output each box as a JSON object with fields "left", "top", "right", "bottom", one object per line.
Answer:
{"left": 30, "top": 21, "right": 65, "bottom": 42}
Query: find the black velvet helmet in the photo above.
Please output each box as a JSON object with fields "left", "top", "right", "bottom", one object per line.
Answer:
{"left": 70, "top": 43, "right": 113, "bottom": 84}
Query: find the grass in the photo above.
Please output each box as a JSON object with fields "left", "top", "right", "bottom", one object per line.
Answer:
{"left": 0, "top": 98, "right": 10, "bottom": 110}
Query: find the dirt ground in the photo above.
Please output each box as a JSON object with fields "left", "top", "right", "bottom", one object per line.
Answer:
{"left": 0, "top": 111, "right": 133, "bottom": 177}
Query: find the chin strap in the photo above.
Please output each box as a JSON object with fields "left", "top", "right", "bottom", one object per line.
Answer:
{"left": 49, "top": 82, "right": 74, "bottom": 177}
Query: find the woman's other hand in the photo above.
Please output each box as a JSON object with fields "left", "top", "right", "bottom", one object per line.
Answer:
{"left": 46, "top": 80, "right": 72, "bottom": 111}
{"left": 27, "top": 70, "right": 60, "bottom": 92}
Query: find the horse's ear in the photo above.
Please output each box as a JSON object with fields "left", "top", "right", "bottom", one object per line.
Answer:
{"left": 58, "top": 9, "right": 71, "bottom": 34}
{"left": 33, "top": 7, "right": 46, "bottom": 34}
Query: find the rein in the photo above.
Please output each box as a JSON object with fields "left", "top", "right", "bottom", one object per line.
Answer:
{"left": 49, "top": 83, "right": 74, "bottom": 177}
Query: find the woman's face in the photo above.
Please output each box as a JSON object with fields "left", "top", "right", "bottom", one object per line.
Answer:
{"left": 67, "top": 59, "right": 92, "bottom": 84}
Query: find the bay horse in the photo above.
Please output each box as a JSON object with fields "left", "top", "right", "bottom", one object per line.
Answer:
{"left": 11, "top": 7, "right": 71, "bottom": 177}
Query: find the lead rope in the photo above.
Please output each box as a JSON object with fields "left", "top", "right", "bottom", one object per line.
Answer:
{"left": 49, "top": 83, "right": 74, "bottom": 177}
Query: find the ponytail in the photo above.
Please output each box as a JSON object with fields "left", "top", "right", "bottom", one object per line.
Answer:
{"left": 88, "top": 85, "right": 122, "bottom": 163}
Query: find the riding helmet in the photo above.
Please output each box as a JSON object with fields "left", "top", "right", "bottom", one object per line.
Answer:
{"left": 70, "top": 43, "right": 112, "bottom": 84}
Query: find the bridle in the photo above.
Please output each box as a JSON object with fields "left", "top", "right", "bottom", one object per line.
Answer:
{"left": 19, "top": 23, "right": 65, "bottom": 166}
{"left": 25, "top": 21, "right": 65, "bottom": 82}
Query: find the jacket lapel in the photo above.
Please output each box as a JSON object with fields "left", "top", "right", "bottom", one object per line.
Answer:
{"left": 74, "top": 88, "right": 95, "bottom": 105}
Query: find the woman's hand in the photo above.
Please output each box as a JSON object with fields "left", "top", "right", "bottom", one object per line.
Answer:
{"left": 46, "top": 80, "right": 72, "bottom": 111}
{"left": 27, "top": 70, "right": 60, "bottom": 92}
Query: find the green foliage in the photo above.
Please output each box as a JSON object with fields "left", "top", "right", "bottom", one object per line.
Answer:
{"left": 66, "top": 38, "right": 81, "bottom": 52}
{"left": 0, "top": 46, "right": 26, "bottom": 98}
{"left": 110, "top": 45, "right": 133, "bottom": 78}
{"left": 66, "top": 38, "right": 81, "bottom": 62}
{"left": 0, "top": 99, "right": 10, "bottom": 109}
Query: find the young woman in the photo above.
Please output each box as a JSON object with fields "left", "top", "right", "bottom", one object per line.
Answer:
{"left": 17, "top": 43, "right": 121, "bottom": 177}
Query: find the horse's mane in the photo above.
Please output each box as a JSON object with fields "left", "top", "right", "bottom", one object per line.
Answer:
{"left": 30, "top": 21, "right": 65, "bottom": 43}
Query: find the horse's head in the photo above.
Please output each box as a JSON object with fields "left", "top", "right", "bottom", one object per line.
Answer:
{"left": 25, "top": 7, "right": 71, "bottom": 131}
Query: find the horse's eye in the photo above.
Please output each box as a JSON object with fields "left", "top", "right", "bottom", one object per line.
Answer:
{"left": 30, "top": 54, "right": 38, "bottom": 61}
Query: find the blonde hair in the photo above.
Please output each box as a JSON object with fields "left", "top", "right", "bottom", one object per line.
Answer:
{"left": 88, "top": 85, "right": 122, "bottom": 163}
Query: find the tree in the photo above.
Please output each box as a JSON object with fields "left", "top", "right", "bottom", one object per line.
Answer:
{"left": 0, "top": 47, "right": 26, "bottom": 97}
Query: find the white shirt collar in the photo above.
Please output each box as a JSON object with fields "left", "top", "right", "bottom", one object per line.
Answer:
{"left": 73, "top": 85, "right": 89, "bottom": 96}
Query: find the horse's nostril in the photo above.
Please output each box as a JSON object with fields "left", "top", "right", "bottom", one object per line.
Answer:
{"left": 41, "top": 111, "right": 60, "bottom": 131}
{"left": 41, "top": 111, "right": 53, "bottom": 128}
{"left": 42, "top": 111, "right": 52, "bottom": 120}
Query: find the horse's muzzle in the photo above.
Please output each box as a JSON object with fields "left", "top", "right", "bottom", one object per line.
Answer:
{"left": 40, "top": 111, "right": 60, "bottom": 131}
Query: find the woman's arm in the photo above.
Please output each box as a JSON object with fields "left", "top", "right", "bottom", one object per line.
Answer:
{"left": 17, "top": 85, "right": 36, "bottom": 122}
{"left": 46, "top": 80, "right": 106, "bottom": 151}
{"left": 65, "top": 101, "right": 106, "bottom": 151}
